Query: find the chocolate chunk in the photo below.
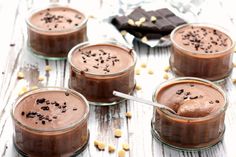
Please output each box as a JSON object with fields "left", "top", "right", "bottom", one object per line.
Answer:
{"left": 36, "top": 98, "right": 46, "bottom": 104}
{"left": 176, "top": 89, "right": 184, "bottom": 95}
{"left": 41, "top": 106, "right": 50, "bottom": 111}
{"left": 167, "top": 16, "right": 186, "bottom": 26}
{"left": 190, "top": 96, "right": 198, "bottom": 99}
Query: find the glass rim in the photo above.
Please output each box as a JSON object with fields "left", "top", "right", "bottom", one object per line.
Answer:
{"left": 152, "top": 77, "right": 228, "bottom": 121}
{"left": 26, "top": 3, "right": 88, "bottom": 34}
{"left": 170, "top": 23, "right": 235, "bottom": 57}
{"left": 11, "top": 87, "right": 90, "bottom": 132}
{"left": 67, "top": 40, "right": 137, "bottom": 77}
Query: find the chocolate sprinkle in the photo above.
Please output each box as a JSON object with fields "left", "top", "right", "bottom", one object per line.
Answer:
{"left": 36, "top": 98, "right": 46, "bottom": 104}
{"left": 176, "top": 89, "right": 184, "bottom": 95}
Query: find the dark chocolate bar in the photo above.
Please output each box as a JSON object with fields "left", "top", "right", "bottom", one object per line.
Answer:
{"left": 111, "top": 7, "right": 186, "bottom": 40}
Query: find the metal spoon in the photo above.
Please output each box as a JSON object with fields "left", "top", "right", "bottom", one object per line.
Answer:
{"left": 113, "top": 91, "right": 177, "bottom": 114}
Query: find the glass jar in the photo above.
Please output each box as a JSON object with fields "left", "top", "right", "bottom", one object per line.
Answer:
{"left": 68, "top": 41, "right": 137, "bottom": 105}
{"left": 11, "top": 87, "right": 89, "bottom": 157}
{"left": 26, "top": 4, "right": 87, "bottom": 60}
{"left": 151, "top": 77, "right": 227, "bottom": 150}
{"left": 170, "top": 23, "right": 235, "bottom": 81}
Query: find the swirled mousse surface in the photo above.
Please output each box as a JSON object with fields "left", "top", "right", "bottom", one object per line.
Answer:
{"left": 14, "top": 90, "right": 87, "bottom": 129}
{"left": 29, "top": 6, "right": 85, "bottom": 31}
{"left": 71, "top": 44, "right": 134, "bottom": 75}
{"left": 173, "top": 25, "right": 232, "bottom": 54}
{"left": 156, "top": 81, "right": 225, "bottom": 118}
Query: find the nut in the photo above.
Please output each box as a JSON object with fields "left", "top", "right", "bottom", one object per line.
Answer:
{"left": 139, "top": 17, "right": 146, "bottom": 23}
{"left": 118, "top": 150, "right": 126, "bottom": 157}
{"left": 150, "top": 16, "right": 157, "bottom": 22}
{"left": 122, "top": 143, "right": 130, "bottom": 151}
{"left": 45, "top": 65, "right": 52, "bottom": 72}
{"left": 97, "top": 141, "right": 106, "bottom": 151}
{"left": 233, "top": 79, "right": 236, "bottom": 84}
{"left": 120, "top": 30, "right": 127, "bottom": 36}
{"left": 114, "top": 129, "right": 122, "bottom": 138}
{"left": 125, "top": 112, "right": 132, "bottom": 118}
{"left": 108, "top": 144, "right": 116, "bottom": 153}
{"left": 163, "top": 73, "right": 169, "bottom": 80}
{"left": 141, "top": 63, "right": 147, "bottom": 68}
{"left": 135, "top": 20, "right": 142, "bottom": 27}
{"left": 135, "top": 84, "right": 142, "bottom": 91}
{"left": 164, "top": 66, "right": 170, "bottom": 72}
{"left": 233, "top": 62, "right": 236, "bottom": 67}
{"left": 94, "top": 140, "right": 100, "bottom": 147}
{"left": 18, "top": 87, "right": 28, "bottom": 96}
{"left": 148, "top": 69, "right": 154, "bottom": 75}
{"left": 127, "top": 19, "right": 135, "bottom": 26}
{"left": 17, "top": 72, "right": 24, "bottom": 79}
{"left": 38, "top": 76, "right": 44, "bottom": 81}
{"left": 135, "top": 68, "right": 141, "bottom": 75}
{"left": 31, "top": 86, "right": 38, "bottom": 90}
{"left": 141, "top": 36, "right": 148, "bottom": 43}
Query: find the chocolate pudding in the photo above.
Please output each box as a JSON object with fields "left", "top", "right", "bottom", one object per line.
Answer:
{"left": 12, "top": 87, "right": 89, "bottom": 157}
{"left": 152, "top": 77, "right": 227, "bottom": 149}
{"left": 27, "top": 4, "right": 87, "bottom": 59}
{"left": 170, "top": 24, "right": 234, "bottom": 81}
{"left": 68, "top": 41, "right": 136, "bottom": 105}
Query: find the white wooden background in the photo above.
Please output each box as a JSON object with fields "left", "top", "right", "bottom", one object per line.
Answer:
{"left": 1, "top": 0, "right": 236, "bottom": 157}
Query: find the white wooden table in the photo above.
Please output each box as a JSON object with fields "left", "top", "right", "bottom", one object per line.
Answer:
{"left": 1, "top": 0, "right": 236, "bottom": 157}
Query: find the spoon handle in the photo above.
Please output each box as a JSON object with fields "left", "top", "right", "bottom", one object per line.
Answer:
{"left": 113, "top": 91, "right": 176, "bottom": 114}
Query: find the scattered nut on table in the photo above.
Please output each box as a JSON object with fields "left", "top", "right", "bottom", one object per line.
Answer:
{"left": 232, "top": 79, "right": 236, "bottom": 84}
{"left": 141, "top": 63, "right": 147, "bottom": 68}
{"left": 120, "top": 30, "right": 127, "bottom": 36}
{"left": 135, "top": 84, "right": 142, "bottom": 91}
{"left": 125, "top": 112, "right": 132, "bottom": 118}
{"left": 163, "top": 73, "right": 169, "bottom": 80}
{"left": 141, "top": 36, "right": 148, "bottom": 43}
{"left": 17, "top": 72, "right": 24, "bottom": 79}
{"left": 164, "top": 66, "right": 170, "bottom": 72}
{"left": 148, "top": 69, "right": 154, "bottom": 75}
{"left": 31, "top": 86, "right": 38, "bottom": 90}
{"left": 45, "top": 65, "right": 52, "bottom": 72}
{"left": 114, "top": 129, "right": 122, "bottom": 138}
{"left": 38, "top": 76, "right": 44, "bottom": 81}
{"left": 97, "top": 141, "right": 106, "bottom": 151}
{"left": 108, "top": 144, "right": 116, "bottom": 153}
{"left": 118, "top": 149, "right": 126, "bottom": 157}
{"left": 18, "top": 87, "right": 28, "bottom": 96}
{"left": 122, "top": 143, "right": 130, "bottom": 151}
{"left": 135, "top": 68, "right": 141, "bottom": 75}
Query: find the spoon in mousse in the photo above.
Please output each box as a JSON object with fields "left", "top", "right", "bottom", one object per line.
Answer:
{"left": 113, "top": 91, "right": 177, "bottom": 114}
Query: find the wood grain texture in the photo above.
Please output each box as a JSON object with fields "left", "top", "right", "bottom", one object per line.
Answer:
{"left": 1, "top": 0, "right": 236, "bottom": 157}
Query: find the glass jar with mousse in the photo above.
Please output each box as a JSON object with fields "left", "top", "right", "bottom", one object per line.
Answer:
{"left": 152, "top": 77, "right": 227, "bottom": 150}
{"left": 26, "top": 4, "right": 87, "bottom": 60}
{"left": 170, "top": 23, "right": 235, "bottom": 81}
{"left": 12, "top": 87, "right": 89, "bottom": 157}
{"left": 68, "top": 41, "right": 137, "bottom": 105}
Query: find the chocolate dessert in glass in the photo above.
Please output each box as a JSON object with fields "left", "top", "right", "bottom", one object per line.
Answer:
{"left": 152, "top": 77, "right": 227, "bottom": 150}
{"left": 68, "top": 41, "right": 136, "bottom": 105}
{"left": 12, "top": 87, "right": 89, "bottom": 157}
{"left": 170, "top": 24, "right": 235, "bottom": 81}
{"left": 26, "top": 4, "right": 87, "bottom": 60}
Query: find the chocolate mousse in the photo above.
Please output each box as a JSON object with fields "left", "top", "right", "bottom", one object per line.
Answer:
{"left": 27, "top": 4, "right": 87, "bottom": 59}
{"left": 68, "top": 42, "right": 136, "bottom": 105}
{"left": 152, "top": 77, "right": 227, "bottom": 149}
{"left": 170, "top": 24, "right": 234, "bottom": 81}
{"left": 12, "top": 87, "right": 89, "bottom": 157}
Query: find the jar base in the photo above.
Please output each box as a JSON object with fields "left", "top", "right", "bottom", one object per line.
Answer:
{"left": 169, "top": 62, "right": 231, "bottom": 84}
{"left": 151, "top": 122, "right": 225, "bottom": 151}
{"left": 13, "top": 130, "right": 90, "bottom": 157}
{"left": 27, "top": 44, "right": 67, "bottom": 61}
